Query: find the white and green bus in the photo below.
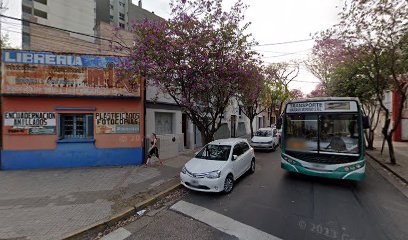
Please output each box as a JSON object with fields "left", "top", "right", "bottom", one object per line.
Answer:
{"left": 277, "top": 97, "right": 369, "bottom": 181}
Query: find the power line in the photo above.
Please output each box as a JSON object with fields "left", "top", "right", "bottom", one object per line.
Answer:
{"left": 0, "top": 14, "right": 125, "bottom": 46}
{"left": 2, "top": 28, "right": 128, "bottom": 56}
{"left": 262, "top": 49, "right": 311, "bottom": 58}
{"left": 253, "top": 38, "right": 313, "bottom": 47}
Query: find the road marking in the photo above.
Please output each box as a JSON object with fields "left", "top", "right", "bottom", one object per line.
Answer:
{"left": 170, "top": 200, "right": 281, "bottom": 240}
{"left": 101, "top": 227, "right": 131, "bottom": 240}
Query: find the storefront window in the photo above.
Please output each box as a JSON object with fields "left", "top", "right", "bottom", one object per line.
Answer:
{"left": 59, "top": 114, "right": 94, "bottom": 139}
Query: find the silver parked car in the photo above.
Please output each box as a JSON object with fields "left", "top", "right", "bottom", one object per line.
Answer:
{"left": 250, "top": 128, "right": 279, "bottom": 151}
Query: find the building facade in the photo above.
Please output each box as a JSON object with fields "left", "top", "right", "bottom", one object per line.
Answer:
{"left": 22, "top": 0, "right": 97, "bottom": 49}
{"left": 18, "top": 0, "right": 263, "bottom": 162}
{"left": 1, "top": 50, "right": 145, "bottom": 170}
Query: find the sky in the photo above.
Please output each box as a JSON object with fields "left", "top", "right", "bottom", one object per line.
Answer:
{"left": 1, "top": 0, "right": 343, "bottom": 94}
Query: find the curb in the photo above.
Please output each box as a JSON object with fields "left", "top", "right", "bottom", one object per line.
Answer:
{"left": 63, "top": 182, "right": 181, "bottom": 240}
{"left": 366, "top": 152, "right": 408, "bottom": 185}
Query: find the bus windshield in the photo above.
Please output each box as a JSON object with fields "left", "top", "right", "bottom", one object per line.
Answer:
{"left": 286, "top": 113, "right": 360, "bottom": 154}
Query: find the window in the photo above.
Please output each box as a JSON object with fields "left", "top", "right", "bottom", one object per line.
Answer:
{"left": 119, "top": 23, "right": 125, "bottom": 29}
{"left": 59, "top": 114, "right": 94, "bottom": 140}
{"left": 22, "top": 32, "right": 31, "bottom": 45}
{"left": 286, "top": 114, "right": 318, "bottom": 152}
{"left": 119, "top": 1, "right": 125, "bottom": 7}
{"left": 110, "top": 15, "right": 114, "bottom": 21}
{"left": 232, "top": 144, "right": 242, "bottom": 156}
{"left": 195, "top": 144, "right": 231, "bottom": 161}
{"left": 240, "top": 142, "right": 250, "bottom": 153}
{"left": 119, "top": 13, "right": 125, "bottom": 21}
{"left": 255, "top": 130, "right": 272, "bottom": 137}
{"left": 110, "top": 4, "right": 114, "bottom": 10}
{"left": 34, "top": 0, "right": 47, "bottom": 5}
{"left": 238, "top": 107, "right": 242, "bottom": 117}
{"left": 155, "top": 112, "right": 173, "bottom": 135}
{"left": 22, "top": 5, "right": 32, "bottom": 14}
{"left": 34, "top": 8, "right": 47, "bottom": 19}
{"left": 320, "top": 114, "right": 359, "bottom": 154}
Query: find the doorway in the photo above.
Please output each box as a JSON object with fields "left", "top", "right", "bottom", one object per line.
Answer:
{"left": 231, "top": 115, "right": 237, "bottom": 137}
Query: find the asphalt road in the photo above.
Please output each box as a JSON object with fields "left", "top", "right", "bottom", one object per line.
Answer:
{"left": 181, "top": 149, "right": 408, "bottom": 240}
{"left": 107, "top": 148, "right": 408, "bottom": 240}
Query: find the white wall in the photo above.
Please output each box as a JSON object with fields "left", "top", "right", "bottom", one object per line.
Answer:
{"left": 33, "top": 0, "right": 96, "bottom": 42}
{"left": 145, "top": 108, "right": 183, "bottom": 159}
{"left": 146, "top": 84, "right": 177, "bottom": 104}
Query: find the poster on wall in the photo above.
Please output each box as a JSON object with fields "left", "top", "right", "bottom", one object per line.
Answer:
{"left": 4, "top": 112, "right": 56, "bottom": 135}
{"left": 96, "top": 112, "right": 140, "bottom": 134}
{"left": 1, "top": 50, "right": 141, "bottom": 98}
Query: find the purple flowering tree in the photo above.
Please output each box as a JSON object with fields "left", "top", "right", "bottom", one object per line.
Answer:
{"left": 114, "top": 0, "right": 258, "bottom": 144}
{"left": 236, "top": 62, "right": 267, "bottom": 137}
{"left": 289, "top": 89, "right": 304, "bottom": 100}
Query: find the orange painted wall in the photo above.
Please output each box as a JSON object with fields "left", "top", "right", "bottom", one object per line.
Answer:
{"left": 2, "top": 97, "right": 145, "bottom": 150}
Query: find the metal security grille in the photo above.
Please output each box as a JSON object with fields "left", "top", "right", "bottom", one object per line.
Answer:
{"left": 286, "top": 151, "right": 360, "bottom": 164}
{"left": 60, "top": 114, "right": 94, "bottom": 139}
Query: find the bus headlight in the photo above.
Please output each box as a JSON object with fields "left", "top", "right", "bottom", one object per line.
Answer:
{"left": 356, "top": 164, "right": 361, "bottom": 168}
{"left": 344, "top": 167, "right": 350, "bottom": 172}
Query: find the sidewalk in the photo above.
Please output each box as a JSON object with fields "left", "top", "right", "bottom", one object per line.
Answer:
{"left": 0, "top": 150, "right": 195, "bottom": 240}
{"left": 366, "top": 139, "right": 408, "bottom": 184}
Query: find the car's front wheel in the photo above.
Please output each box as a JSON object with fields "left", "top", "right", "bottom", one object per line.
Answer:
{"left": 223, "top": 174, "right": 234, "bottom": 194}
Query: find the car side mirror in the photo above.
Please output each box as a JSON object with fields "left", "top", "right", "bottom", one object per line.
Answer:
{"left": 362, "top": 116, "right": 370, "bottom": 129}
{"left": 276, "top": 117, "right": 282, "bottom": 129}
{"left": 232, "top": 155, "right": 238, "bottom": 161}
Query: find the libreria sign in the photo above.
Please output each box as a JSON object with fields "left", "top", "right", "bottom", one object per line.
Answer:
{"left": 2, "top": 50, "right": 119, "bottom": 68}
{"left": 4, "top": 51, "right": 83, "bottom": 66}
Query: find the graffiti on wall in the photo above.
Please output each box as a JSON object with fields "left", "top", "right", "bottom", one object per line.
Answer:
{"left": 96, "top": 112, "right": 140, "bottom": 134}
{"left": 1, "top": 50, "right": 141, "bottom": 97}
{"left": 4, "top": 112, "right": 56, "bottom": 135}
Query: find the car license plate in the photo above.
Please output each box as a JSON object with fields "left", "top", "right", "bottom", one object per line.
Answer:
{"left": 312, "top": 163, "right": 327, "bottom": 170}
{"left": 191, "top": 180, "right": 199, "bottom": 186}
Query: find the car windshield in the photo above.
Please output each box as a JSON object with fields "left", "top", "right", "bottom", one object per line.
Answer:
{"left": 195, "top": 144, "right": 231, "bottom": 161}
{"left": 255, "top": 130, "right": 272, "bottom": 137}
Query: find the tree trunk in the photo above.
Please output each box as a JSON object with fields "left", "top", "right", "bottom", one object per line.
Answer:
{"left": 367, "top": 129, "right": 375, "bottom": 150}
{"left": 249, "top": 117, "right": 254, "bottom": 138}
{"left": 386, "top": 134, "right": 396, "bottom": 165}
{"left": 200, "top": 131, "right": 214, "bottom": 145}
{"left": 365, "top": 129, "right": 375, "bottom": 150}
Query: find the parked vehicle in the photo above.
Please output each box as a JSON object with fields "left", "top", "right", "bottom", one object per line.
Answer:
{"left": 250, "top": 128, "right": 279, "bottom": 151}
{"left": 180, "top": 138, "right": 255, "bottom": 193}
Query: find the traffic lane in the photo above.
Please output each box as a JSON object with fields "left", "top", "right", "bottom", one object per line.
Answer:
{"left": 181, "top": 150, "right": 408, "bottom": 240}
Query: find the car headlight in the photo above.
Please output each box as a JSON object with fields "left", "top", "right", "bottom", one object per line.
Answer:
{"left": 205, "top": 170, "right": 221, "bottom": 179}
{"left": 181, "top": 166, "right": 187, "bottom": 174}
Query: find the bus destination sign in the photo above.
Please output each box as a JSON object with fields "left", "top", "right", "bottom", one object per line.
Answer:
{"left": 287, "top": 101, "right": 356, "bottom": 113}
{"left": 287, "top": 102, "right": 323, "bottom": 113}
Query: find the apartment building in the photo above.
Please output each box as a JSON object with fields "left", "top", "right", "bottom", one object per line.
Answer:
{"left": 22, "top": 0, "right": 96, "bottom": 49}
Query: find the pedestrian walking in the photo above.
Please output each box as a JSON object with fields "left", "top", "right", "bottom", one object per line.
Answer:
{"left": 145, "top": 133, "right": 163, "bottom": 166}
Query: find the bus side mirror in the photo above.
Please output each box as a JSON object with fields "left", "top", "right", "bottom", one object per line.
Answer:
{"left": 276, "top": 118, "right": 282, "bottom": 129}
{"left": 362, "top": 116, "right": 370, "bottom": 129}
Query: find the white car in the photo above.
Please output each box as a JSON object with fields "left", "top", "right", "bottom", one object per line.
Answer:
{"left": 180, "top": 138, "right": 255, "bottom": 193}
{"left": 250, "top": 128, "right": 279, "bottom": 151}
